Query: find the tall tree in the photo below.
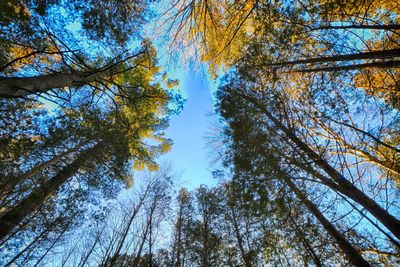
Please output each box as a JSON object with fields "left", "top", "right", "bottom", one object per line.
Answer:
{"left": 215, "top": 62, "right": 400, "bottom": 264}
{"left": 0, "top": 48, "right": 179, "bottom": 262}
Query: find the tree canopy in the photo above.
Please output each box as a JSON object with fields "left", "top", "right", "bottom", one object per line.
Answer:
{"left": 1, "top": 0, "right": 400, "bottom": 266}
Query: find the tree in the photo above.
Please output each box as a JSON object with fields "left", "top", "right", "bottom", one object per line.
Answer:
{"left": 170, "top": 188, "right": 190, "bottom": 267}
{"left": 0, "top": 41, "right": 151, "bottom": 98}
{"left": 215, "top": 62, "right": 400, "bottom": 264}
{"left": 184, "top": 186, "right": 223, "bottom": 267}
{"left": 56, "top": 168, "right": 174, "bottom": 267}
{"left": 0, "top": 0, "right": 159, "bottom": 101}
{"left": 0, "top": 47, "right": 179, "bottom": 265}
{"left": 168, "top": 0, "right": 400, "bottom": 108}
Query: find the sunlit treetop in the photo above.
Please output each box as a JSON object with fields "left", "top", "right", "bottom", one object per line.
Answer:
{"left": 165, "top": 0, "right": 400, "bottom": 76}
{"left": 164, "top": 0, "right": 261, "bottom": 74}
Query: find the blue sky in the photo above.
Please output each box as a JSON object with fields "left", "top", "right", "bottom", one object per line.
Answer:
{"left": 158, "top": 70, "right": 221, "bottom": 189}
{"left": 145, "top": 2, "right": 224, "bottom": 189}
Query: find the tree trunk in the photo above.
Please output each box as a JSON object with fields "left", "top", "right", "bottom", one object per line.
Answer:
{"left": 289, "top": 156, "right": 400, "bottom": 249}
{"left": 0, "top": 68, "right": 114, "bottom": 98}
{"left": 148, "top": 210, "right": 153, "bottom": 267}
{"left": 0, "top": 142, "right": 103, "bottom": 240}
{"left": 312, "top": 24, "right": 400, "bottom": 31}
{"left": 78, "top": 229, "right": 103, "bottom": 267}
{"left": 296, "top": 60, "right": 400, "bottom": 72}
{"left": 238, "top": 93, "right": 400, "bottom": 240}
{"left": 4, "top": 219, "right": 53, "bottom": 266}
{"left": 229, "top": 206, "right": 252, "bottom": 267}
{"left": 131, "top": 210, "right": 152, "bottom": 267}
{"left": 201, "top": 208, "right": 210, "bottom": 267}
{"left": 347, "top": 147, "right": 400, "bottom": 177}
{"left": 282, "top": 207, "right": 323, "bottom": 267}
{"left": 280, "top": 172, "right": 371, "bottom": 266}
{"left": 108, "top": 184, "right": 151, "bottom": 267}
{"left": 173, "top": 201, "right": 184, "bottom": 267}
{"left": 1, "top": 140, "right": 91, "bottom": 202}
{"left": 33, "top": 221, "right": 71, "bottom": 267}
{"left": 264, "top": 48, "right": 400, "bottom": 67}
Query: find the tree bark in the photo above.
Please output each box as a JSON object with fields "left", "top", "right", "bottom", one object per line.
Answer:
{"left": 0, "top": 68, "right": 114, "bottom": 98}
{"left": 108, "top": 184, "right": 152, "bottom": 267}
{"left": 321, "top": 115, "right": 400, "bottom": 154}
{"left": 0, "top": 142, "right": 103, "bottom": 240}
{"left": 33, "top": 221, "right": 71, "bottom": 267}
{"left": 201, "top": 205, "right": 210, "bottom": 267}
{"left": 4, "top": 219, "right": 53, "bottom": 266}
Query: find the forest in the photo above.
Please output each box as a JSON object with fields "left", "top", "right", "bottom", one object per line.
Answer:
{"left": 0, "top": 0, "right": 400, "bottom": 266}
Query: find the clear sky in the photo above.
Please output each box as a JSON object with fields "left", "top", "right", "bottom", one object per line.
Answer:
{"left": 158, "top": 70, "right": 221, "bottom": 189}
{"left": 144, "top": 2, "right": 224, "bottom": 189}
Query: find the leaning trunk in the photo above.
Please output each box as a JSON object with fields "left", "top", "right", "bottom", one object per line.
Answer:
{"left": 1, "top": 140, "right": 91, "bottom": 202}
{"left": 296, "top": 60, "right": 400, "bottom": 72}
{"left": 286, "top": 213, "right": 322, "bottom": 267}
{"left": 239, "top": 93, "right": 400, "bottom": 240}
{"left": 265, "top": 48, "right": 400, "bottom": 67}
{"left": 312, "top": 24, "right": 400, "bottom": 31}
{"left": 0, "top": 67, "right": 115, "bottom": 98}
{"left": 280, "top": 172, "right": 370, "bottom": 266}
{"left": 229, "top": 206, "right": 252, "bottom": 267}
{"left": 0, "top": 142, "right": 103, "bottom": 240}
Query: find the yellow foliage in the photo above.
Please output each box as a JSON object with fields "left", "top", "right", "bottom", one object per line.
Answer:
{"left": 353, "top": 25, "right": 400, "bottom": 108}
{"left": 355, "top": 68, "right": 400, "bottom": 109}
{"left": 174, "top": 0, "right": 259, "bottom": 73}
{"left": 5, "top": 40, "right": 62, "bottom": 73}
{"left": 133, "top": 160, "right": 159, "bottom": 171}
{"left": 315, "top": 0, "right": 400, "bottom": 21}
{"left": 9, "top": 46, "right": 34, "bottom": 69}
